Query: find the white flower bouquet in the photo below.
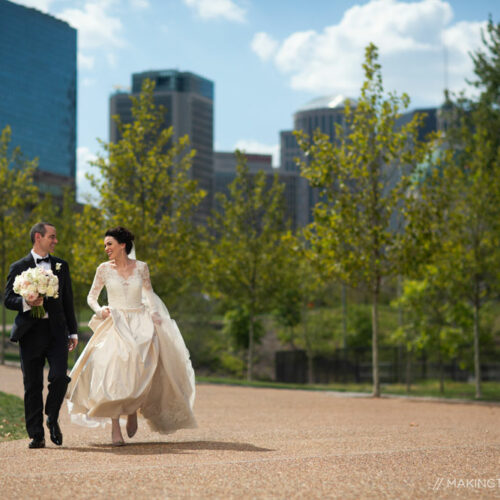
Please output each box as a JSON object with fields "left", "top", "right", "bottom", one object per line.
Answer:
{"left": 13, "top": 267, "right": 59, "bottom": 318}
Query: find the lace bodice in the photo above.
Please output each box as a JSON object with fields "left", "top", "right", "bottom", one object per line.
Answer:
{"left": 87, "top": 260, "right": 157, "bottom": 317}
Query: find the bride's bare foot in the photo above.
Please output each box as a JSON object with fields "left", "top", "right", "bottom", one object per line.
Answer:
{"left": 126, "top": 412, "right": 138, "bottom": 438}
{"left": 111, "top": 418, "right": 125, "bottom": 446}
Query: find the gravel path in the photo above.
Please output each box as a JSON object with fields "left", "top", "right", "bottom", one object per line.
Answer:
{"left": 0, "top": 364, "right": 499, "bottom": 499}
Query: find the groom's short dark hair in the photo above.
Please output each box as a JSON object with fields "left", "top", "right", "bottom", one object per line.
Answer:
{"left": 30, "top": 222, "right": 55, "bottom": 244}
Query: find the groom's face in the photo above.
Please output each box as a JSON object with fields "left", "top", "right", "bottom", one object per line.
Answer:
{"left": 36, "top": 225, "right": 58, "bottom": 256}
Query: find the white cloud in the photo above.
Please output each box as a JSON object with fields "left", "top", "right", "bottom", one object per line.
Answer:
{"left": 129, "top": 0, "right": 150, "bottom": 9}
{"left": 254, "top": 0, "right": 486, "bottom": 104}
{"left": 76, "top": 146, "right": 99, "bottom": 203}
{"left": 12, "top": 2, "right": 124, "bottom": 71}
{"left": 78, "top": 53, "right": 95, "bottom": 70}
{"left": 442, "top": 20, "right": 485, "bottom": 76}
{"left": 183, "top": 0, "right": 246, "bottom": 23}
{"left": 58, "top": 1, "right": 125, "bottom": 50}
{"left": 251, "top": 32, "right": 278, "bottom": 62}
{"left": 233, "top": 140, "right": 280, "bottom": 167}
{"left": 10, "top": 0, "right": 55, "bottom": 12}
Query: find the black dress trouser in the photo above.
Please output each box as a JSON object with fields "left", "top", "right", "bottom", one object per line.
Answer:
{"left": 19, "top": 319, "right": 70, "bottom": 440}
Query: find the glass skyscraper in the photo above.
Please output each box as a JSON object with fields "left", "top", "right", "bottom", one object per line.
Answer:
{"left": 0, "top": 0, "right": 77, "bottom": 196}
{"left": 280, "top": 95, "right": 354, "bottom": 227}
{"left": 110, "top": 70, "right": 214, "bottom": 222}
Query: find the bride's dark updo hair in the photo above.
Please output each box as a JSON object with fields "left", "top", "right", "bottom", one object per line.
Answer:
{"left": 105, "top": 226, "right": 135, "bottom": 254}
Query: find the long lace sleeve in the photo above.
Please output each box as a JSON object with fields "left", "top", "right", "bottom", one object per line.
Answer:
{"left": 139, "top": 262, "right": 160, "bottom": 318}
{"left": 87, "top": 264, "right": 106, "bottom": 319}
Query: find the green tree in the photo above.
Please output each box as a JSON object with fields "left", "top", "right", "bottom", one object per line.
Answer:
{"left": 69, "top": 203, "right": 107, "bottom": 318}
{"left": 88, "top": 79, "right": 206, "bottom": 306}
{"left": 0, "top": 126, "right": 38, "bottom": 364}
{"left": 273, "top": 233, "right": 308, "bottom": 351}
{"left": 392, "top": 276, "right": 466, "bottom": 394}
{"left": 223, "top": 306, "right": 264, "bottom": 351}
{"left": 221, "top": 306, "right": 264, "bottom": 377}
{"left": 439, "top": 118, "right": 500, "bottom": 398}
{"left": 470, "top": 16, "right": 500, "bottom": 109}
{"left": 295, "top": 44, "right": 433, "bottom": 396}
{"left": 273, "top": 232, "right": 336, "bottom": 383}
{"left": 31, "top": 188, "right": 77, "bottom": 261}
{"left": 433, "top": 19, "right": 500, "bottom": 398}
{"left": 205, "top": 152, "right": 286, "bottom": 380}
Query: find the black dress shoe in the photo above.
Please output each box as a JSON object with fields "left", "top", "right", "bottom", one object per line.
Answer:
{"left": 29, "top": 438, "right": 45, "bottom": 449}
{"left": 46, "top": 417, "right": 63, "bottom": 446}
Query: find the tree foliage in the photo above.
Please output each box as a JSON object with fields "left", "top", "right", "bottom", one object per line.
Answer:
{"left": 470, "top": 16, "right": 500, "bottom": 107}
{"left": 432, "top": 18, "right": 500, "bottom": 397}
{"left": 295, "top": 43, "right": 435, "bottom": 396}
{"left": 205, "top": 152, "right": 286, "bottom": 380}
{"left": 88, "top": 79, "right": 206, "bottom": 305}
{"left": 0, "top": 126, "right": 38, "bottom": 363}
{"left": 273, "top": 232, "right": 339, "bottom": 382}
{"left": 392, "top": 276, "right": 468, "bottom": 393}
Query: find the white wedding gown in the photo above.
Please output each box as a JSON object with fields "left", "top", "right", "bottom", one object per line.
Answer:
{"left": 66, "top": 260, "right": 197, "bottom": 434}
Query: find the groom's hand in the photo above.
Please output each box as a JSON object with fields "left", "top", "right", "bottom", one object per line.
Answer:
{"left": 68, "top": 338, "right": 78, "bottom": 351}
{"left": 27, "top": 296, "right": 44, "bottom": 307}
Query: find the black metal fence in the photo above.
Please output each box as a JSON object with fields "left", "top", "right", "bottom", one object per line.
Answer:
{"left": 275, "top": 347, "right": 500, "bottom": 384}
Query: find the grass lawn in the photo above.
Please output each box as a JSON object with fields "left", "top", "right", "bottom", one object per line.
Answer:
{"left": 2, "top": 349, "right": 499, "bottom": 402}
{"left": 196, "top": 376, "right": 500, "bottom": 402}
{"left": 0, "top": 391, "right": 25, "bottom": 442}
{"left": 379, "top": 380, "right": 500, "bottom": 401}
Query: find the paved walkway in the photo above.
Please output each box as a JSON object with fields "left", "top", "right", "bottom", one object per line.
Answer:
{"left": 0, "top": 364, "right": 499, "bottom": 499}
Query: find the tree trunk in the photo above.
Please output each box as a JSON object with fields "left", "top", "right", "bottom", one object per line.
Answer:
{"left": 397, "top": 275, "right": 403, "bottom": 383}
{"left": 288, "top": 326, "right": 296, "bottom": 350}
{"left": 405, "top": 347, "right": 412, "bottom": 393}
{"left": 473, "top": 290, "right": 482, "bottom": 399}
{"left": 247, "top": 312, "right": 255, "bottom": 381}
{"left": 307, "top": 349, "right": 314, "bottom": 385}
{"left": 438, "top": 340, "right": 444, "bottom": 395}
{"left": 341, "top": 283, "right": 347, "bottom": 349}
{"left": 301, "top": 305, "right": 311, "bottom": 384}
{"left": 372, "top": 283, "right": 380, "bottom": 397}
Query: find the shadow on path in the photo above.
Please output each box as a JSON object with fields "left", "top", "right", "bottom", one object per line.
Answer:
{"left": 58, "top": 440, "right": 274, "bottom": 455}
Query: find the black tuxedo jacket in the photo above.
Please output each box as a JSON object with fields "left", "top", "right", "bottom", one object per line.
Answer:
{"left": 4, "top": 253, "right": 78, "bottom": 342}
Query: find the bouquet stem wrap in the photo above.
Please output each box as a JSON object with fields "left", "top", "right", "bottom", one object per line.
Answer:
{"left": 31, "top": 305, "right": 46, "bottom": 319}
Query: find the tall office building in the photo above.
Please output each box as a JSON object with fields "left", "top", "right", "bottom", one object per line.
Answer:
{"left": 281, "top": 97, "right": 441, "bottom": 228}
{"left": 0, "top": 0, "right": 77, "bottom": 196}
{"left": 280, "top": 95, "right": 354, "bottom": 227}
{"left": 396, "top": 107, "right": 439, "bottom": 141}
{"left": 214, "top": 151, "right": 274, "bottom": 197}
{"left": 110, "top": 70, "right": 214, "bottom": 222}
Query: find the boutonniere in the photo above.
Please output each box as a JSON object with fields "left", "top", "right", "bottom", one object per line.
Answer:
{"left": 55, "top": 263, "right": 62, "bottom": 271}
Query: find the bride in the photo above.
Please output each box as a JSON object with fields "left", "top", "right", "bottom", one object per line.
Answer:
{"left": 66, "top": 226, "right": 196, "bottom": 445}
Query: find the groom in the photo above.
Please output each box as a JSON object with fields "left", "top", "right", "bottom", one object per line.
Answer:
{"left": 4, "top": 222, "right": 78, "bottom": 449}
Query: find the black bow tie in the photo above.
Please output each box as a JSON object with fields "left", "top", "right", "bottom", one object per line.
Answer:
{"left": 36, "top": 256, "right": 50, "bottom": 264}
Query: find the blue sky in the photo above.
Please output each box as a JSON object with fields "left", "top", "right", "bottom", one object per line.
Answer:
{"left": 11, "top": 0, "right": 500, "bottom": 200}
